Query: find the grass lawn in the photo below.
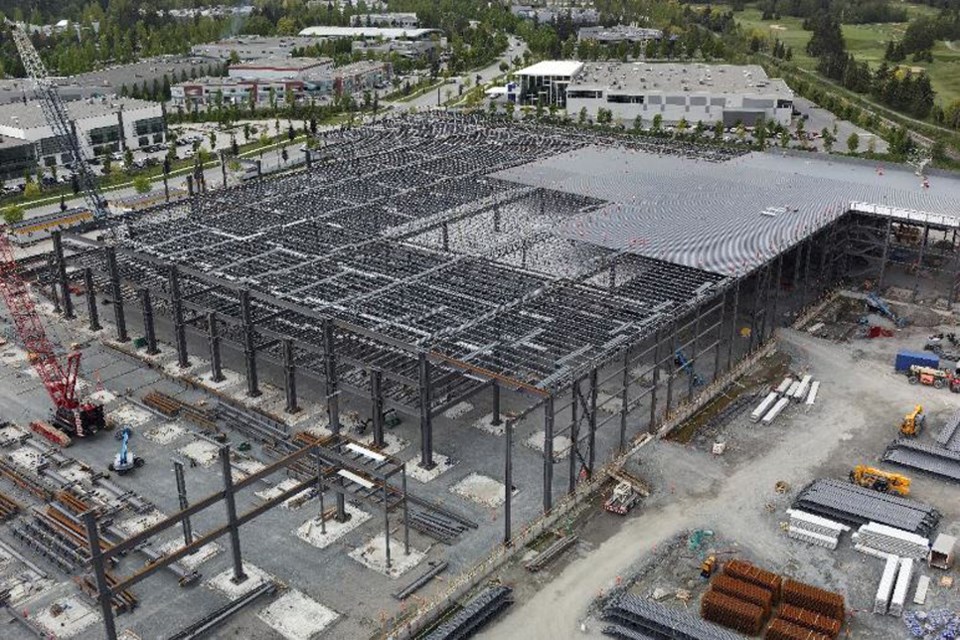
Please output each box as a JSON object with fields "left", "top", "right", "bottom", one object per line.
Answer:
{"left": 715, "top": 4, "right": 960, "bottom": 105}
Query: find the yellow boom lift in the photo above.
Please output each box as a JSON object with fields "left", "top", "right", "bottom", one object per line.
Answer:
{"left": 849, "top": 465, "right": 911, "bottom": 496}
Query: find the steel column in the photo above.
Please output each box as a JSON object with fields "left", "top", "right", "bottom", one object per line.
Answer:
{"left": 649, "top": 327, "right": 661, "bottom": 432}
{"left": 238, "top": 288, "right": 260, "bottom": 397}
{"left": 106, "top": 248, "right": 128, "bottom": 342}
{"left": 282, "top": 339, "right": 299, "bottom": 414}
{"left": 491, "top": 382, "right": 502, "bottom": 426}
{"left": 877, "top": 218, "right": 894, "bottom": 289}
{"left": 168, "top": 265, "right": 190, "bottom": 368}
{"left": 207, "top": 311, "right": 225, "bottom": 383}
{"left": 83, "top": 267, "right": 100, "bottom": 331}
{"left": 568, "top": 379, "right": 579, "bottom": 495}
{"left": 587, "top": 367, "right": 598, "bottom": 476}
{"left": 219, "top": 446, "right": 247, "bottom": 584}
{"left": 713, "top": 293, "right": 726, "bottom": 381}
{"left": 402, "top": 467, "right": 410, "bottom": 554}
{"left": 688, "top": 303, "right": 702, "bottom": 399}
{"left": 727, "top": 279, "right": 740, "bottom": 371}
{"left": 370, "top": 369, "right": 384, "bottom": 449}
{"left": 383, "top": 478, "right": 391, "bottom": 569}
{"left": 418, "top": 353, "right": 434, "bottom": 469}
{"left": 770, "top": 254, "right": 783, "bottom": 335}
{"left": 913, "top": 224, "right": 930, "bottom": 301}
{"left": 139, "top": 288, "right": 159, "bottom": 355}
{"left": 504, "top": 416, "right": 513, "bottom": 545}
{"left": 543, "top": 395, "right": 554, "bottom": 513}
{"left": 619, "top": 348, "right": 629, "bottom": 451}
{"left": 173, "top": 460, "right": 193, "bottom": 548}
{"left": 51, "top": 231, "right": 74, "bottom": 319}
{"left": 82, "top": 511, "right": 118, "bottom": 640}
{"left": 322, "top": 319, "right": 339, "bottom": 434}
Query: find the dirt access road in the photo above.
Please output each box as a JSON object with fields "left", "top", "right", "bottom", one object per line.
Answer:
{"left": 479, "top": 326, "right": 960, "bottom": 640}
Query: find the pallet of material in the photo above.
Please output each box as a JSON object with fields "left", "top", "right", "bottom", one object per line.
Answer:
{"left": 762, "top": 397, "right": 791, "bottom": 425}
{"left": 602, "top": 593, "right": 742, "bottom": 640}
{"left": 788, "top": 526, "right": 839, "bottom": 550}
{"left": 786, "top": 510, "right": 849, "bottom": 538}
{"left": 852, "top": 522, "right": 930, "bottom": 560}
{"left": 752, "top": 392, "right": 780, "bottom": 422}
{"left": 913, "top": 575, "right": 930, "bottom": 605}
{"left": 778, "top": 603, "right": 841, "bottom": 638}
{"left": 781, "top": 579, "right": 845, "bottom": 623}
{"left": 711, "top": 575, "right": 774, "bottom": 617}
{"left": 0, "top": 491, "right": 21, "bottom": 521}
{"left": 792, "top": 479, "right": 940, "bottom": 537}
{"left": 723, "top": 560, "right": 782, "bottom": 603}
{"left": 776, "top": 378, "right": 794, "bottom": 395}
{"left": 874, "top": 555, "right": 898, "bottom": 615}
{"left": 792, "top": 376, "right": 812, "bottom": 402}
{"left": 765, "top": 618, "right": 831, "bottom": 640}
{"left": 889, "top": 557, "right": 913, "bottom": 617}
{"left": 701, "top": 590, "right": 766, "bottom": 635}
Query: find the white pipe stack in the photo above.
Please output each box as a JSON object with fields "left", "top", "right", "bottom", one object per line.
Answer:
{"left": 786, "top": 380, "right": 801, "bottom": 399}
{"left": 793, "top": 375, "right": 813, "bottom": 402}
{"left": 854, "top": 522, "right": 931, "bottom": 560}
{"left": 889, "top": 558, "right": 914, "bottom": 617}
{"left": 776, "top": 377, "right": 794, "bottom": 394}
{"left": 751, "top": 392, "right": 780, "bottom": 422}
{"left": 786, "top": 509, "right": 849, "bottom": 550}
{"left": 874, "top": 554, "right": 899, "bottom": 614}
{"left": 762, "top": 397, "right": 791, "bottom": 424}
{"left": 805, "top": 381, "right": 820, "bottom": 406}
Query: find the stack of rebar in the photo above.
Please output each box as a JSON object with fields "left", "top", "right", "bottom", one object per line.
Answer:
{"left": 0, "top": 490, "right": 21, "bottom": 521}
{"left": 218, "top": 403, "right": 288, "bottom": 443}
{"left": 781, "top": 580, "right": 845, "bottom": 624}
{"left": 142, "top": 391, "right": 217, "bottom": 430}
{"left": 409, "top": 510, "right": 470, "bottom": 545}
{"left": 777, "top": 604, "right": 841, "bottom": 638}
{"left": 723, "top": 560, "right": 782, "bottom": 603}
{"left": 701, "top": 590, "right": 765, "bottom": 635}
{"left": 710, "top": 575, "right": 774, "bottom": 618}
{"left": 765, "top": 618, "right": 831, "bottom": 640}
{"left": 424, "top": 585, "right": 513, "bottom": 640}
{"left": 143, "top": 391, "right": 181, "bottom": 417}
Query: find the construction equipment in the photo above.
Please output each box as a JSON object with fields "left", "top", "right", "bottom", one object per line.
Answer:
{"left": 674, "top": 349, "right": 704, "bottom": 386}
{"left": 108, "top": 427, "right": 144, "bottom": 475}
{"left": 0, "top": 23, "right": 108, "bottom": 441}
{"left": 866, "top": 292, "right": 908, "bottom": 327}
{"left": 907, "top": 365, "right": 960, "bottom": 392}
{"left": 849, "top": 465, "right": 911, "bottom": 496}
{"left": 603, "top": 481, "right": 640, "bottom": 515}
{"left": 900, "top": 405, "right": 926, "bottom": 436}
{"left": 700, "top": 555, "right": 718, "bottom": 578}
{"left": 925, "top": 333, "right": 960, "bottom": 361}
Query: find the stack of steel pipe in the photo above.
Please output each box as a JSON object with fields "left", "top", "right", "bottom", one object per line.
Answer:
{"left": 792, "top": 479, "right": 940, "bottom": 536}
{"left": 700, "top": 590, "right": 765, "bottom": 635}
{"left": 424, "top": 585, "right": 513, "bottom": 640}
{"left": 410, "top": 510, "right": 470, "bottom": 545}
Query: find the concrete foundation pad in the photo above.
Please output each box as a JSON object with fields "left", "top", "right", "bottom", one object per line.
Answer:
{"left": 443, "top": 401, "right": 474, "bottom": 419}
{"left": 298, "top": 421, "right": 333, "bottom": 439}
{"left": 258, "top": 589, "right": 339, "bottom": 640}
{"left": 206, "top": 563, "right": 275, "bottom": 599}
{"left": 232, "top": 384, "right": 283, "bottom": 409}
{"left": 255, "top": 478, "right": 313, "bottom": 509}
{"left": 145, "top": 421, "right": 187, "bottom": 445}
{"left": 450, "top": 472, "right": 516, "bottom": 507}
{"left": 231, "top": 457, "right": 266, "bottom": 483}
{"left": 0, "top": 423, "right": 29, "bottom": 447}
{"left": 163, "top": 355, "right": 209, "bottom": 379}
{"left": 157, "top": 538, "right": 221, "bottom": 570}
{"left": 524, "top": 431, "right": 573, "bottom": 460}
{"left": 279, "top": 405, "right": 324, "bottom": 427}
{"left": 198, "top": 367, "right": 243, "bottom": 391}
{"left": 472, "top": 412, "right": 505, "bottom": 437}
{"left": 348, "top": 533, "right": 426, "bottom": 578}
{"left": 2, "top": 570, "right": 53, "bottom": 605}
{"left": 296, "top": 504, "right": 371, "bottom": 549}
{"left": 177, "top": 438, "right": 222, "bottom": 467}
{"left": 89, "top": 389, "right": 118, "bottom": 405}
{"left": 58, "top": 464, "right": 92, "bottom": 484}
{"left": 117, "top": 510, "right": 167, "bottom": 537}
{"left": 406, "top": 452, "right": 455, "bottom": 483}
{"left": 358, "top": 432, "right": 409, "bottom": 456}
{"left": 109, "top": 403, "right": 153, "bottom": 428}
{"left": 31, "top": 595, "right": 100, "bottom": 638}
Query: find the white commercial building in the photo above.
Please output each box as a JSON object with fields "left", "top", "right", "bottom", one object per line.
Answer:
{"left": 0, "top": 97, "right": 164, "bottom": 167}
{"left": 515, "top": 60, "right": 584, "bottom": 107}
{"left": 298, "top": 26, "right": 439, "bottom": 41}
{"left": 192, "top": 37, "right": 317, "bottom": 61}
{"left": 565, "top": 62, "right": 794, "bottom": 126}
{"left": 227, "top": 57, "right": 334, "bottom": 81}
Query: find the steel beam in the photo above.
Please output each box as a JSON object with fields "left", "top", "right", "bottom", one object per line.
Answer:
{"left": 173, "top": 460, "right": 193, "bottom": 548}
{"left": 219, "top": 446, "right": 247, "bottom": 584}
{"left": 82, "top": 511, "right": 118, "bottom": 640}
{"left": 322, "top": 319, "right": 340, "bottom": 433}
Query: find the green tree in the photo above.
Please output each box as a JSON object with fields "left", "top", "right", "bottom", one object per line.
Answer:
{"left": 132, "top": 175, "right": 152, "bottom": 193}
{"left": 652, "top": 113, "right": 663, "bottom": 133}
{"left": 124, "top": 148, "right": 134, "bottom": 170}
{"left": 821, "top": 127, "right": 836, "bottom": 153}
{"left": 3, "top": 204, "right": 23, "bottom": 224}
{"left": 846, "top": 132, "right": 859, "bottom": 154}
{"left": 578, "top": 107, "right": 588, "bottom": 125}
{"left": 676, "top": 117, "right": 689, "bottom": 138}
{"left": 23, "top": 182, "right": 40, "bottom": 198}
{"left": 713, "top": 120, "right": 723, "bottom": 141}
{"left": 633, "top": 115, "right": 643, "bottom": 132}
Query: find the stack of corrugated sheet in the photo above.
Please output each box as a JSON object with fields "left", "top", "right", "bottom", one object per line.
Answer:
{"left": 882, "top": 438, "right": 960, "bottom": 482}
{"left": 874, "top": 555, "right": 899, "bottom": 614}
{"left": 765, "top": 618, "right": 831, "bottom": 640}
{"left": 936, "top": 408, "right": 960, "bottom": 450}
{"left": 889, "top": 558, "right": 913, "bottom": 617}
{"left": 424, "top": 585, "right": 513, "bottom": 640}
{"left": 792, "top": 479, "right": 940, "bottom": 536}
{"left": 701, "top": 590, "right": 765, "bottom": 635}
{"left": 853, "top": 522, "right": 930, "bottom": 559}
{"left": 602, "top": 592, "right": 741, "bottom": 640}
{"left": 786, "top": 509, "right": 849, "bottom": 549}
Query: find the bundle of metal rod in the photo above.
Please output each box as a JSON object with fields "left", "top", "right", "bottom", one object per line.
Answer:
{"left": 0, "top": 458, "right": 53, "bottom": 501}
{"left": 424, "top": 584, "right": 514, "bottom": 640}
{"left": 393, "top": 561, "right": 449, "bottom": 601}
{"left": 12, "top": 519, "right": 85, "bottom": 571}
{"left": 409, "top": 511, "right": 470, "bottom": 545}
{"left": 524, "top": 535, "right": 579, "bottom": 572}
{"left": 218, "top": 403, "right": 289, "bottom": 443}
{"left": 0, "top": 490, "right": 21, "bottom": 521}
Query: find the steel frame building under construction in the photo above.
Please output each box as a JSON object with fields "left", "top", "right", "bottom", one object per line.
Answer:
{"left": 41, "top": 113, "right": 960, "bottom": 637}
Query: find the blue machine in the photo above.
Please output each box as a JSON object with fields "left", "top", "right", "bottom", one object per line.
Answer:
{"left": 674, "top": 349, "right": 704, "bottom": 386}
{"left": 866, "top": 293, "right": 908, "bottom": 327}
{"left": 109, "top": 426, "right": 145, "bottom": 475}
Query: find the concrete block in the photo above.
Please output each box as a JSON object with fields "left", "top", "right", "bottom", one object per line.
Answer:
{"left": 890, "top": 557, "right": 913, "bottom": 617}
{"left": 805, "top": 381, "right": 820, "bottom": 405}
{"left": 762, "top": 397, "right": 791, "bottom": 424}
{"left": 775, "top": 377, "right": 794, "bottom": 394}
{"left": 914, "top": 575, "right": 930, "bottom": 605}
{"left": 751, "top": 392, "right": 779, "bottom": 422}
